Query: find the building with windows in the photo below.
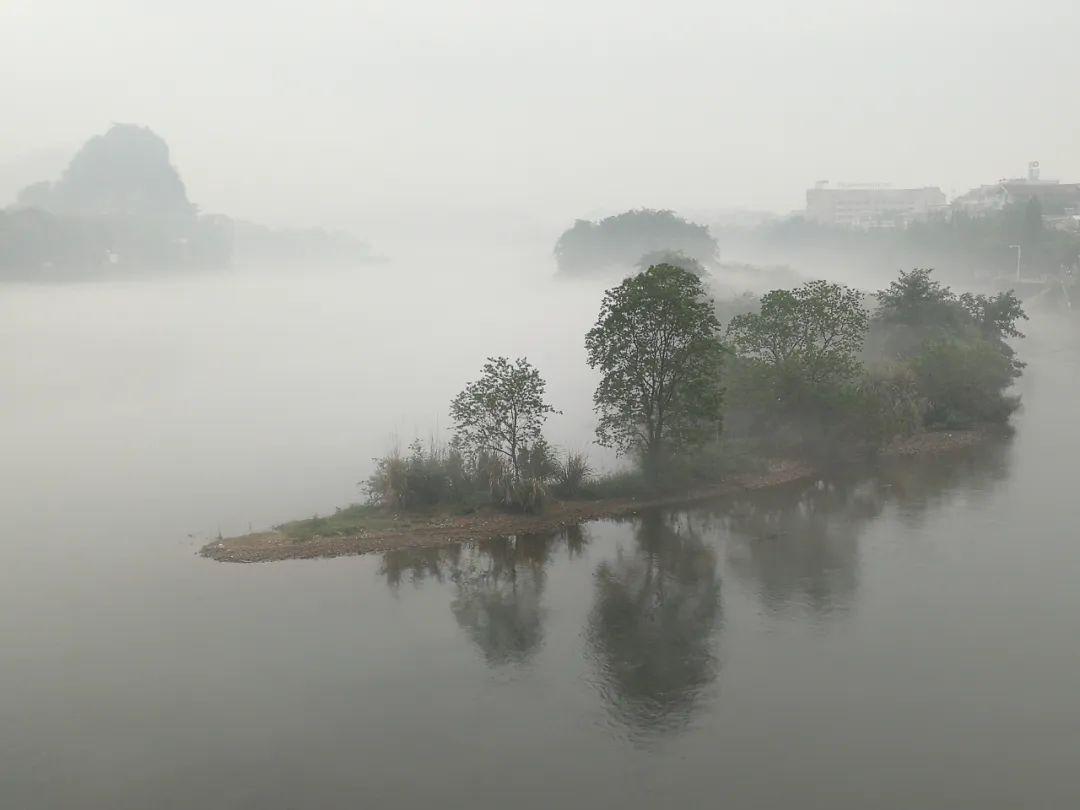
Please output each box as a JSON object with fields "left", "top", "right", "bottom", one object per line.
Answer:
{"left": 805, "top": 182, "right": 946, "bottom": 228}
{"left": 952, "top": 162, "right": 1080, "bottom": 219}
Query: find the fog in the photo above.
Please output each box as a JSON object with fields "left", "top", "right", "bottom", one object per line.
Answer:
{"left": 2, "top": 245, "right": 613, "bottom": 539}
{"left": 6, "top": 3, "right": 1080, "bottom": 808}
{"left": 5, "top": 0, "right": 1080, "bottom": 236}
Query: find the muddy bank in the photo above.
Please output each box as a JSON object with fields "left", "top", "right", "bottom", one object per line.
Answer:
{"left": 200, "top": 460, "right": 814, "bottom": 563}
{"left": 882, "top": 426, "right": 1001, "bottom": 457}
{"left": 200, "top": 429, "right": 991, "bottom": 563}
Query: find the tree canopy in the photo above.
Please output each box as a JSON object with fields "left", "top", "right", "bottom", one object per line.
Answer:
{"left": 585, "top": 264, "right": 725, "bottom": 476}
{"left": 555, "top": 209, "right": 718, "bottom": 275}
{"left": 727, "top": 280, "right": 868, "bottom": 386}
{"left": 870, "top": 268, "right": 1026, "bottom": 370}
{"left": 865, "top": 268, "right": 1026, "bottom": 427}
{"left": 449, "top": 357, "right": 557, "bottom": 483}
{"left": 635, "top": 249, "right": 706, "bottom": 277}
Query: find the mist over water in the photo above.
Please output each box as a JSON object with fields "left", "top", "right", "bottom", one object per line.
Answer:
{"left": 3, "top": 236, "right": 608, "bottom": 538}
{"left": 5, "top": 236, "right": 1080, "bottom": 806}
{"left": 6, "top": 2, "right": 1080, "bottom": 805}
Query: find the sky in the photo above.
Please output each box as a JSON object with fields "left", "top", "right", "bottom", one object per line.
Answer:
{"left": 2, "top": 0, "right": 1079, "bottom": 237}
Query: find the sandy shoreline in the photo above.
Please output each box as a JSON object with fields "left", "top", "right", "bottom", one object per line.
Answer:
{"left": 200, "top": 429, "right": 991, "bottom": 563}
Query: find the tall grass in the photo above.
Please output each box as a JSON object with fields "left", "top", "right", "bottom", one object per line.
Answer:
{"left": 365, "top": 438, "right": 473, "bottom": 510}
{"left": 552, "top": 451, "right": 592, "bottom": 498}
{"left": 365, "top": 438, "right": 597, "bottom": 513}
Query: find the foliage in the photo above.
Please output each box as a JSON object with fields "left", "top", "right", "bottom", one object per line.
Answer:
{"left": 745, "top": 204, "right": 1080, "bottom": 283}
{"left": 723, "top": 280, "right": 868, "bottom": 450}
{"left": 959, "top": 289, "right": 1027, "bottom": 341}
{"left": 636, "top": 249, "right": 706, "bottom": 277}
{"left": 450, "top": 356, "right": 558, "bottom": 486}
{"left": 551, "top": 451, "right": 593, "bottom": 499}
{"left": 866, "top": 268, "right": 1026, "bottom": 428}
{"left": 555, "top": 209, "right": 718, "bottom": 275}
{"left": 362, "top": 433, "right": 597, "bottom": 514}
{"left": 874, "top": 268, "right": 966, "bottom": 335}
{"left": 727, "top": 280, "right": 868, "bottom": 386}
{"left": 585, "top": 264, "right": 726, "bottom": 479}
{"left": 365, "top": 438, "right": 472, "bottom": 510}
{"left": 720, "top": 267, "right": 1028, "bottom": 449}
{"left": 0, "top": 206, "right": 232, "bottom": 277}
{"left": 850, "top": 365, "right": 926, "bottom": 446}
{"left": 914, "top": 339, "right": 1021, "bottom": 428}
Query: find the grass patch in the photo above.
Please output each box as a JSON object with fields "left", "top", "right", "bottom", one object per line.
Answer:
{"left": 276, "top": 503, "right": 406, "bottom": 542}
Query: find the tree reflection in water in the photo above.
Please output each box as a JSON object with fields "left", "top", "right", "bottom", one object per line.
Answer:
{"left": 712, "top": 481, "right": 871, "bottom": 618}
{"left": 713, "top": 437, "right": 1013, "bottom": 618}
{"left": 379, "top": 526, "right": 586, "bottom": 665}
{"left": 587, "top": 511, "right": 722, "bottom": 741}
{"left": 371, "top": 439, "right": 1011, "bottom": 735}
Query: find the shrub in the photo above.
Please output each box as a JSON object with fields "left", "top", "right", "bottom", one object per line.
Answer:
{"left": 914, "top": 338, "right": 1021, "bottom": 428}
{"left": 365, "top": 439, "right": 473, "bottom": 509}
{"left": 553, "top": 452, "right": 593, "bottom": 498}
{"left": 847, "top": 365, "right": 926, "bottom": 449}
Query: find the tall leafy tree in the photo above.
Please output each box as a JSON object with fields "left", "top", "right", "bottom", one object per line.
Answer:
{"left": 585, "top": 264, "right": 726, "bottom": 478}
{"left": 727, "top": 280, "right": 868, "bottom": 386}
{"left": 450, "top": 357, "right": 557, "bottom": 483}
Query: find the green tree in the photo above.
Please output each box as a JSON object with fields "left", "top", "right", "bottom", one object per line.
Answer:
{"left": 635, "top": 249, "right": 705, "bottom": 277}
{"left": 914, "top": 338, "right": 1020, "bottom": 427}
{"left": 867, "top": 268, "right": 1027, "bottom": 428}
{"left": 555, "top": 209, "right": 718, "bottom": 275}
{"left": 959, "top": 290, "right": 1027, "bottom": 341}
{"left": 874, "top": 268, "right": 963, "bottom": 332}
{"left": 727, "top": 280, "right": 868, "bottom": 387}
{"left": 724, "top": 280, "right": 868, "bottom": 451}
{"left": 450, "top": 357, "right": 557, "bottom": 485}
{"left": 585, "top": 264, "right": 725, "bottom": 479}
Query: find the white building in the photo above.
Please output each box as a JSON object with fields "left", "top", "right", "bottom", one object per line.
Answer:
{"left": 952, "top": 162, "right": 1080, "bottom": 218}
{"left": 805, "top": 182, "right": 946, "bottom": 228}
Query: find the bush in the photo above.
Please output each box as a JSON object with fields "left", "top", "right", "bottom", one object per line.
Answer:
{"left": 584, "top": 468, "right": 651, "bottom": 500}
{"left": 846, "top": 365, "right": 926, "bottom": 448}
{"left": 914, "top": 338, "right": 1020, "bottom": 428}
{"left": 365, "top": 439, "right": 474, "bottom": 509}
{"left": 365, "top": 438, "right": 588, "bottom": 513}
{"left": 552, "top": 452, "right": 593, "bottom": 498}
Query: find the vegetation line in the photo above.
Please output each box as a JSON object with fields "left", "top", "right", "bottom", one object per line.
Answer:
{"left": 202, "top": 261, "right": 1026, "bottom": 565}
{"left": 201, "top": 429, "right": 991, "bottom": 564}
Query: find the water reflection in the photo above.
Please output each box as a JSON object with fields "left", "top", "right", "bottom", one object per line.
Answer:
{"left": 450, "top": 534, "right": 549, "bottom": 665}
{"left": 587, "top": 512, "right": 722, "bottom": 740}
{"left": 712, "top": 481, "right": 870, "bottom": 618}
{"left": 713, "top": 439, "right": 1013, "bottom": 618}
{"left": 879, "top": 438, "right": 1012, "bottom": 528}
{"left": 373, "top": 441, "right": 1012, "bottom": 740}
{"left": 380, "top": 527, "right": 586, "bottom": 665}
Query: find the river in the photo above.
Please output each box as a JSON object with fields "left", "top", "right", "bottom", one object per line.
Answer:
{"left": 3, "top": 256, "right": 1079, "bottom": 808}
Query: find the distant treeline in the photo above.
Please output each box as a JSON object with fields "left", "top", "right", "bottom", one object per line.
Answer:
{"left": 554, "top": 209, "right": 718, "bottom": 275}
{"left": 719, "top": 200, "right": 1080, "bottom": 284}
{"left": 0, "top": 207, "right": 232, "bottom": 278}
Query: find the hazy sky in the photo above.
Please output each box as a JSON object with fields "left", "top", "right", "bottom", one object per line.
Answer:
{"left": 3, "top": 0, "right": 1078, "bottom": 233}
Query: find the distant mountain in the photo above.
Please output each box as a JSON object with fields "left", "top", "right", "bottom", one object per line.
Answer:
{"left": 16, "top": 124, "right": 194, "bottom": 221}
{"left": 1, "top": 123, "right": 377, "bottom": 279}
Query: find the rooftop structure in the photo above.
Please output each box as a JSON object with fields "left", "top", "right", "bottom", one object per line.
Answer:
{"left": 953, "top": 162, "right": 1080, "bottom": 217}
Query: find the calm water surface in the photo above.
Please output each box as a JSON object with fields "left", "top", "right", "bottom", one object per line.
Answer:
{"left": 4, "top": 264, "right": 1080, "bottom": 808}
